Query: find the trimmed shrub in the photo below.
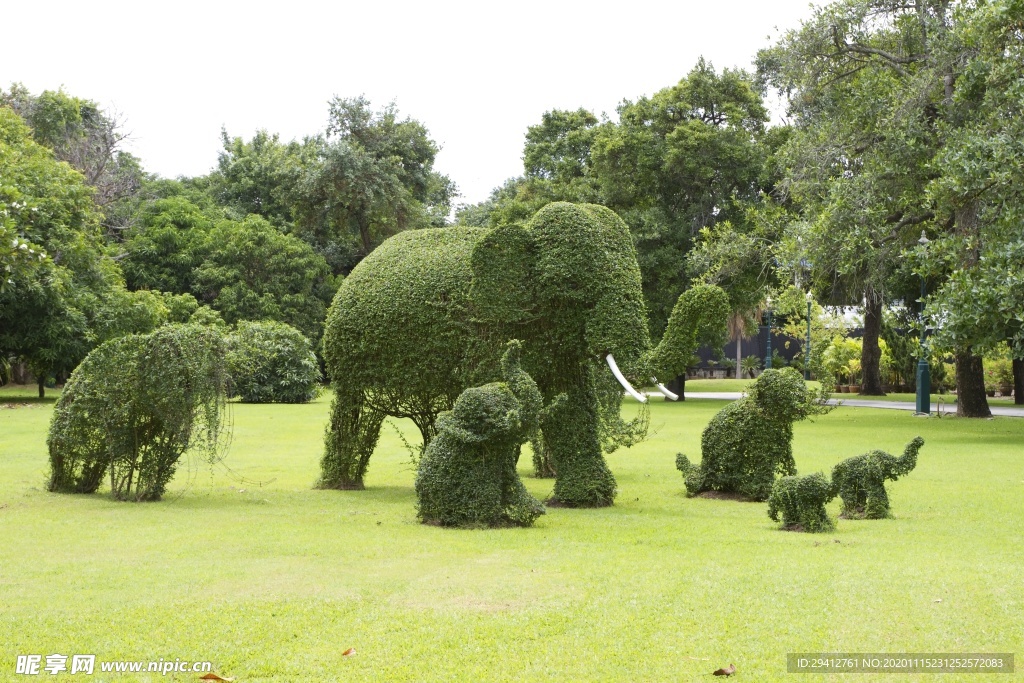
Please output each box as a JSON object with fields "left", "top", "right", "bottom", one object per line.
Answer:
{"left": 767, "top": 472, "right": 837, "bottom": 532}
{"left": 47, "top": 324, "right": 228, "bottom": 501}
{"left": 832, "top": 437, "right": 924, "bottom": 519}
{"left": 415, "top": 341, "right": 546, "bottom": 527}
{"left": 676, "top": 368, "right": 817, "bottom": 501}
{"left": 227, "top": 320, "right": 321, "bottom": 403}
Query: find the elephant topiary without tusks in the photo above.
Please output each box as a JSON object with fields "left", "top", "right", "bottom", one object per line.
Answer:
{"left": 676, "top": 368, "right": 820, "bottom": 501}
{"left": 832, "top": 437, "right": 924, "bottom": 519}
{"left": 321, "top": 202, "right": 728, "bottom": 506}
{"left": 415, "top": 341, "right": 554, "bottom": 528}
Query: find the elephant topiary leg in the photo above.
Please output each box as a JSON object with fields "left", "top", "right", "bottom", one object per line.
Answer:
{"left": 545, "top": 366, "right": 616, "bottom": 507}
{"left": 864, "top": 482, "right": 891, "bottom": 519}
{"left": 319, "top": 389, "right": 385, "bottom": 490}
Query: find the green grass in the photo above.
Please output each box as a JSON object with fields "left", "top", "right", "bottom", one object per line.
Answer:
{"left": 681, "top": 379, "right": 1019, "bottom": 407}
{"left": 2, "top": 385, "right": 1023, "bottom": 681}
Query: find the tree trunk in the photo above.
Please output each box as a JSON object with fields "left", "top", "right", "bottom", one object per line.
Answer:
{"left": 860, "top": 294, "right": 886, "bottom": 395}
{"left": 1013, "top": 357, "right": 1024, "bottom": 406}
{"left": 37, "top": 375, "right": 45, "bottom": 399}
{"left": 735, "top": 336, "right": 741, "bottom": 379}
{"left": 955, "top": 348, "right": 991, "bottom": 418}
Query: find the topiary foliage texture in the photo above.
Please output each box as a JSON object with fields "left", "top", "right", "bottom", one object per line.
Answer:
{"left": 47, "top": 324, "right": 229, "bottom": 501}
{"left": 322, "top": 201, "right": 729, "bottom": 506}
{"left": 831, "top": 437, "right": 924, "bottom": 519}
{"left": 415, "top": 341, "right": 551, "bottom": 528}
{"left": 767, "top": 472, "right": 838, "bottom": 532}
{"left": 227, "top": 320, "right": 321, "bottom": 403}
{"left": 676, "top": 368, "right": 820, "bottom": 501}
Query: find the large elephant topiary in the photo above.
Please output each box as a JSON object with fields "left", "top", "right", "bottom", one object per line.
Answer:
{"left": 321, "top": 202, "right": 728, "bottom": 506}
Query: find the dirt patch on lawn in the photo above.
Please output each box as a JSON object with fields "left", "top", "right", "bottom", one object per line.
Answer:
{"left": 694, "top": 490, "right": 757, "bottom": 502}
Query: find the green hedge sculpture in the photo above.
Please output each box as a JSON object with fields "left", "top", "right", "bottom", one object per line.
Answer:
{"left": 322, "top": 202, "right": 728, "bottom": 506}
{"left": 416, "top": 341, "right": 551, "bottom": 527}
{"left": 767, "top": 472, "right": 838, "bottom": 532}
{"left": 47, "top": 324, "right": 228, "bottom": 501}
{"left": 832, "top": 437, "right": 924, "bottom": 519}
{"left": 227, "top": 320, "right": 321, "bottom": 403}
{"left": 677, "top": 368, "right": 818, "bottom": 501}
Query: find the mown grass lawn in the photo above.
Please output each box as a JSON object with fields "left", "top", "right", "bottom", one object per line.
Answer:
{"left": 684, "top": 378, "right": 1018, "bottom": 407}
{"left": 1, "top": 385, "right": 1022, "bottom": 681}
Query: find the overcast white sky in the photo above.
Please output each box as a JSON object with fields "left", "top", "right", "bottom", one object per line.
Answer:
{"left": 2, "top": 0, "right": 820, "bottom": 207}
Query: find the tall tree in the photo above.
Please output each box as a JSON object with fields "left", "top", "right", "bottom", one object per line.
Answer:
{"left": 920, "top": 0, "right": 1024, "bottom": 406}
{"left": 759, "top": 0, "right": 1006, "bottom": 415}
{"left": 192, "top": 215, "right": 336, "bottom": 342}
{"left": 291, "top": 97, "right": 455, "bottom": 275}
{"left": 209, "top": 129, "right": 309, "bottom": 228}
{"left": 591, "top": 59, "right": 770, "bottom": 335}
{"left": 0, "top": 107, "right": 123, "bottom": 395}
{"left": 1, "top": 84, "right": 144, "bottom": 237}
{"left": 120, "top": 196, "right": 217, "bottom": 294}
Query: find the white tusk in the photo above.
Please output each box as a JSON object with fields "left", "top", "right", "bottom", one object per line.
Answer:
{"left": 606, "top": 354, "right": 647, "bottom": 403}
{"left": 651, "top": 379, "right": 678, "bottom": 401}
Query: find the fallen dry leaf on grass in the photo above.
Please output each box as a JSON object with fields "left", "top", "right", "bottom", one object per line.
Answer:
{"left": 198, "top": 674, "right": 233, "bottom": 682}
{"left": 713, "top": 663, "right": 736, "bottom": 676}
{"left": 342, "top": 647, "right": 356, "bottom": 657}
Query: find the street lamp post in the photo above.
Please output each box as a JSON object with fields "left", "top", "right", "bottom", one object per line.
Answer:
{"left": 916, "top": 231, "right": 931, "bottom": 415}
{"left": 805, "top": 291, "right": 813, "bottom": 381}
{"left": 765, "top": 296, "right": 773, "bottom": 370}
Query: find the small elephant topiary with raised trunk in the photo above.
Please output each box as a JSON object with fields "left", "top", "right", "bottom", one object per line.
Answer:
{"left": 832, "top": 437, "right": 924, "bottom": 519}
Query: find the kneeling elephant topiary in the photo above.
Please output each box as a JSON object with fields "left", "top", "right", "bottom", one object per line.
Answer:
{"left": 676, "top": 368, "right": 824, "bottom": 501}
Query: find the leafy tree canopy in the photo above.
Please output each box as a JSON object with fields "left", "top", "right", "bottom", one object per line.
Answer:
{"left": 193, "top": 215, "right": 336, "bottom": 342}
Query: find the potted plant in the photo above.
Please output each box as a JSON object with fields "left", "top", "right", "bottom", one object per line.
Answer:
{"left": 741, "top": 355, "right": 761, "bottom": 379}
{"left": 847, "top": 358, "right": 862, "bottom": 393}
{"left": 991, "top": 357, "right": 1014, "bottom": 396}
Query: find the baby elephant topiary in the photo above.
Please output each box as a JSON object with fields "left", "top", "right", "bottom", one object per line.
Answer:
{"left": 415, "top": 341, "right": 551, "bottom": 528}
{"left": 767, "top": 472, "right": 838, "bottom": 532}
{"left": 676, "top": 368, "right": 817, "bottom": 501}
{"left": 831, "top": 437, "right": 924, "bottom": 519}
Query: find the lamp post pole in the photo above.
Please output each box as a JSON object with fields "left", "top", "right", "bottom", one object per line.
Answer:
{"left": 765, "top": 296, "right": 773, "bottom": 370}
{"left": 915, "top": 231, "right": 931, "bottom": 415}
{"left": 805, "top": 291, "right": 813, "bottom": 381}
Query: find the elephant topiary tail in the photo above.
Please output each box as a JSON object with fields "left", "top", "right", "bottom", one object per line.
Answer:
{"left": 675, "top": 453, "right": 704, "bottom": 496}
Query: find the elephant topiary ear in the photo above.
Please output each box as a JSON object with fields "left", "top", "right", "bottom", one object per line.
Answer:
{"left": 470, "top": 223, "right": 537, "bottom": 324}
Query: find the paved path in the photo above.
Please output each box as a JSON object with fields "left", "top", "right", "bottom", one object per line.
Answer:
{"left": 648, "top": 391, "right": 1024, "bottom": 417}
